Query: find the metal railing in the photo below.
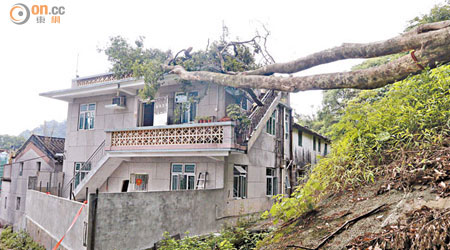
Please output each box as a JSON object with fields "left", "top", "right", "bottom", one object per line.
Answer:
{"left": 63, "top": 140, "right": 106, "bottom": 199}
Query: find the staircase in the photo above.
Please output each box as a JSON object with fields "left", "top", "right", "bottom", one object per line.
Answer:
{"left": 245, "top": 90, "right": 282, "bottom": 150}
{"left": 64, "top": 140, "right": 126, "bottom": 201}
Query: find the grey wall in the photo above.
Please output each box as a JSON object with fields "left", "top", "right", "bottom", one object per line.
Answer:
{"left": 0, "top": 147, "right": 61, "bottom": 229}
{"left": 99, "top": 156, "right": 225, "bottom": 193}
{"left": 25, "top": 190, "right": 88, "bottom": 250}
{"left": 91, "top": 188, "right": 225, "bottom": 250}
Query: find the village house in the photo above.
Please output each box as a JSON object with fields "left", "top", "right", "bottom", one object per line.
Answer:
{"left": 0, "top": 135, "right": 64, "bottom": 229}
{"left": 17, "top": 72, "right": 329, "bottom": 250}
{"left": 292, "top": 123, "right": 330, "bottom": 180}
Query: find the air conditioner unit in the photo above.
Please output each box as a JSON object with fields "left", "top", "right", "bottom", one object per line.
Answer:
{"left": 105, "top": 96, "right": 126, "bottom": 110}
{"left": 112, "top": 96, "right": 126, "bottom": 107}
{"left": 175, "top": 94, "right": 187, "bottom": 103}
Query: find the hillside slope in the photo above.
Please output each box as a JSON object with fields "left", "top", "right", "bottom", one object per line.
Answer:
{"left": 259, "top": 65, "right": 450, "bottom": 250}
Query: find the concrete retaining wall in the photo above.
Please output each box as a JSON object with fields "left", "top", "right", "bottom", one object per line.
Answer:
{"left": 91, "top": 188, "right": 225, "bottom": 250}
{"left": 25, "top": 190, "right": 88, "bottom": 250}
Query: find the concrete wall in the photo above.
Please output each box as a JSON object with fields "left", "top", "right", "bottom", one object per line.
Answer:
{"left": 0, "top": 146, "right": 61, "bottom": 229}
{"left": 91, "top": 188, "right": 225, "bottom": 250}
{"left": 25, "top": 190, "right": 88, "bottom": 250}
{"left": 98, "top": 156, "right": 225, "bottom": 193}
{"left": 292, "top": 127, "right": 329, "bottom": 167}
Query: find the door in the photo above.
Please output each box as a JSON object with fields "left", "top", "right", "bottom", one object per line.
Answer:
{"left": 142, "top": 102, "right": 154, "bottom": 126}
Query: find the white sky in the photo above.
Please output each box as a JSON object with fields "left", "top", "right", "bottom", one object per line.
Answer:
{"left": 0, "top": 0, "right": 444, "bottom": 135}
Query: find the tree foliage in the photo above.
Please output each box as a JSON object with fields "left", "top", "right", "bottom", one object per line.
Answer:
{"left": 100, "top": 27, "right": 267, "bottom": 100}
{"left": 267, "top": 64, "right": 450, "bottom": 223}
{"left": 0, "top": 134, "right": 25, "bottom": 150}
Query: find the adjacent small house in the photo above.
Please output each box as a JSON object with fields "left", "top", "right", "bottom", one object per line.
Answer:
{"left": 0, "top": 135, "right": 64, "bottom": 229}
{"left": 292, "top": 123, "right": 330, "bottom": 179}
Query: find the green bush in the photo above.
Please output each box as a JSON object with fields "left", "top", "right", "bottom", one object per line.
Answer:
{"left": 1, "top": 227, "right": 45, "bottom": 250}
{"left": 267, "top": 65, "right": 450, "bottom": 223}
{"left": 157, "top": 226, "right": 269, "bottom": 250}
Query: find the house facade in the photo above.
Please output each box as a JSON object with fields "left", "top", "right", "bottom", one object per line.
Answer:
{"left": 0, "top": 135, "right": 64, "bottom": 229}
{"left": 40, "top": 73, "right": 293, "bottom": 212}
{"left": 20, "top": 72, "right": 328, "bottom": 249}
{"left": 292, "top": 123, "right": 330, "bottom": 179}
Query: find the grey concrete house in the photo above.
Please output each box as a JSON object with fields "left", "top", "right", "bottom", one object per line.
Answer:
{"left": 291, "top": 123, "right": 330, "bottom": 180}
{"left": 0, "top": 135, "right": 64, "bottom": 229}
{"left": 23, "top": 73, "right": 326, "bottom": 249}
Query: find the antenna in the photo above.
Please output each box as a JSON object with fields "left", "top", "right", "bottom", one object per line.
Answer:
{"left": 75, "top": 53, "right": 80, "bottom": 78}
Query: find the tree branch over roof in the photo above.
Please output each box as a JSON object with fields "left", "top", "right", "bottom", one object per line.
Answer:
{"left": 164, "top": 21, "right": 450, "bottom": 92}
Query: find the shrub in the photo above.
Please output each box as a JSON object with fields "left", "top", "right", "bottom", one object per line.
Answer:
{"left": 267, "top": 65, "right": 450, "bottom": 223}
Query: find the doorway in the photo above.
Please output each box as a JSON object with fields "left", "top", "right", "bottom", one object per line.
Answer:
{"left": 121, "top": 180, "right": 129, "bottom": 192}
{"left": 141, "top": 102, "right": 154, "bottom": 127}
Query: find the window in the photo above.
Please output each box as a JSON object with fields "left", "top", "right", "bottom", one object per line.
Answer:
{"left": 36, "top": 162, "right": 41, "bottom": 172}
{"left": 233, "top": 165, "right": 247, "bottom": 198}
{"left": 130, "top": 174, "right": 148, "bottom": 191}
{"left": 16, "top": 197, "right": 20, "bottom": 210}
{"left": 313, "top": 137, "right": 316, "bottom": 151}
{"left": 175, "top": 92, "right": 198, "bottom": 123}
{"left": 266, "top": 168, "right": 278, "bottom": 196}
{"left": 324, "top": 143, "right": 328, "bottom": 155}
{"left": 4, "top": 197, "right": 7, "bottom": 209}
{"left": 171, "top": 164, "right": 196, "bottom": 190}
{"left": 79, "top": 103, "right": 96, "bottom": 130}
{"left": 74, "top": 162, "right": 91, "bottom": 188}
{"left": 298, "top": 131, "right": 303, "bottom": 146}
{"left": 28, "top": 176, "right": 37, "bottom": 190}
{"left": 266, "top": 111, "right": 276, "bottom": 135}
{"left": 318, "top": 139, "right": 321, "bottom": 152}
{"left": 284, "top": 112, "right": 289, "bottom": 139}
{"left": 19, "top": 162, "right": 23, "bottom": 176}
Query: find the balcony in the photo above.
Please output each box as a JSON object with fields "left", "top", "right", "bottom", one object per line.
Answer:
{"left": 105, "top": 121, "right": 243, "bottom": 157}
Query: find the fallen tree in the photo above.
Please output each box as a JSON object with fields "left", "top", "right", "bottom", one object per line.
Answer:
{"left": 163, "top": 20, "right": 450, "bottom": 92}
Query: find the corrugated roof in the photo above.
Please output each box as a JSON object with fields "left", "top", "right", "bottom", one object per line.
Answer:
{"left": 293, "top": 123, "right": 330, "bottom": 142}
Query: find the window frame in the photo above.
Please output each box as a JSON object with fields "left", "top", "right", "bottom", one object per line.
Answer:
{"left": 74, "top": 162, "right": 90, "bottom": 188}
{"left": 130, "top": 173, "right": 149, "bottom": 191}
{"left": 78, "top": 103, "right": 96, "bottom": 130}
{"left": 266, "top": 168, "right": 278, "bottom": 196}
{"left": 19, "top": 162, "right": 23, "bottom": 176}
{"left": 171, "top": 163, "right": 196, "bottom": 190}
{"left": 298, "top": 130, "right": 303, "bottom": 147}
{"left": 175, "top": 92, "right": 198, "bottom": 124}
{"left": 28, "top": 176, "right": 37, "bottom": 190}
{"left": 233, "top": 165, "right": 247, "bottom": 199}
{"left": 284, "top": 110, "right": 289, "bottom": 140}
{"left": 16, "top": 197, "right": 20, "bottom": 210}
{"left": 318, "top": 139, "right": 321, "bottom": 152}
{"left": 324, "top": 143, "right": 328, "bottom": 155}
{"left": 313, "top": 137, "right": 316, "bottom": 151}
{"left": 266, "top": 110, "right": 277, "bottom": 136}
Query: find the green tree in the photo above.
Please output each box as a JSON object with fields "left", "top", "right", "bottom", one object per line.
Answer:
{"left": 295, "top": 1, "right": 450, "bottom": 135}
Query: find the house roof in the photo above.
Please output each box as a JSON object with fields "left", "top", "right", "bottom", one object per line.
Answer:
{"left": 14, "top": 135, "right": 65, "bottom": 161}
{"left": 293, "top": 123, "right": 330, "bottom": 142}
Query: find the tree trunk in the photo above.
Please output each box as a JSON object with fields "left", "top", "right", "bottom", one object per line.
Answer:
{"left": 164, "top": 21, "right": 450, "bottom": 92}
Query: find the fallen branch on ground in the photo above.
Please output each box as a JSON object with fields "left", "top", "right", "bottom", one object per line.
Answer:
{"left": 287, "top": 204, "right": 386, "bottom": 250}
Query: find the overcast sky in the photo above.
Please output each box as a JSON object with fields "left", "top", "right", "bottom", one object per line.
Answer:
{"left": 0, "top": 0, "right": 444, "bottom": 135}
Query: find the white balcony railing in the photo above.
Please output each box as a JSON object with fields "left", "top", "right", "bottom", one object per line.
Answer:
{"left": 105, "top": 122, "right": 237, "bottom": 151}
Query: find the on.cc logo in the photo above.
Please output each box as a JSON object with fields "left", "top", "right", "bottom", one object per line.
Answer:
{"left": 10, "top": 3, "right": 30, "bottom": 25}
